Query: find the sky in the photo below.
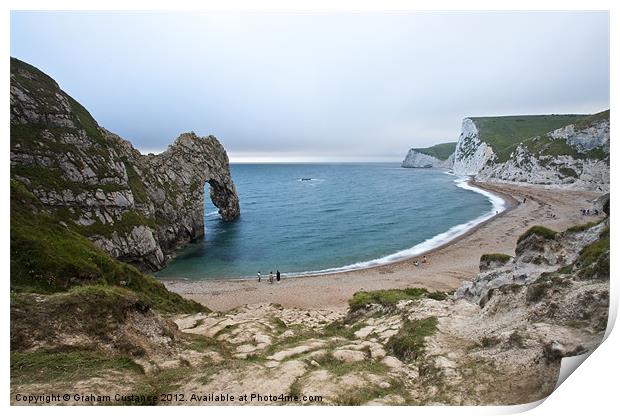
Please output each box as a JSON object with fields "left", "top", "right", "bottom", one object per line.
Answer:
{"left": 11, "top": 11, "right": 610, "bottom": 162}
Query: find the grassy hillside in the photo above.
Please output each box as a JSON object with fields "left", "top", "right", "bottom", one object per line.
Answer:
{"left": 413, "top": 142, "right": 457, "bottom": 160}
{"left": 470, "top": 114, "right": 593, "bottom": 162}
{"left": 10, "top": 179, "right": 205, "bottom": 314}
{"left": 519, "top": 110, "right": 610, "bottom": 161}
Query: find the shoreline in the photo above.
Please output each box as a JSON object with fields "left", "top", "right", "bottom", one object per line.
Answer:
{"left": 160, "top": 177, "right": 515, "bottom": 283}
{"left": 163, "top": 182, "right": 604, "bottom": 311}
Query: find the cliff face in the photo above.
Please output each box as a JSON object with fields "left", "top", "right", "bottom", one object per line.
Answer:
{"left": 403, "top": 111, "right": 610, "bottom": 191}
{"left": 475, "top": 116, "right": 610, "bottom": 191}
{"left": 401, "top": 149, "right": 453, "bottom": 168}
{"left": 452, "top": 118, "right": 495, "bottom": 175}
{"left": 401, "top": 142, "right": 456, "bottom": 168}
{"left": 10, "top": 57, "right": 240, "bottom": 271}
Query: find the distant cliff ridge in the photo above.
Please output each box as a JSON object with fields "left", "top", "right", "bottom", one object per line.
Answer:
{"left": 401, "top": 142, "right": 456, "bottom": 168}
{"left": 402, "top": 111, "right": 610, "bottom": 191}
{"left": 10, "top": 57, "right": 240, "bottom": 271}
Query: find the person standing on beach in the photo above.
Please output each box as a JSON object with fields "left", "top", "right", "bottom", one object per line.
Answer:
{"left": 422, "top": 255, "right": 427, "bottom": 264}
{"left": 276, "top": 270, "right": 281, "bottom": 282}
{"left": 269, "top": 271, "right": 274, "bottom": 284}
{"left": 257, "top": 271, "right": 261, "bottom": 283}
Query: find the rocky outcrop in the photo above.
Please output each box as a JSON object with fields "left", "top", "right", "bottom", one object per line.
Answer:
{"left": 452, "top": 118, "right": 495, "bottom": 175}
{"left": 457, "top": 221, "right": 608, "bottom": 305}
{"left": 404, "top": 112, "right": 610, "bottom": 191}
{"left": 10, "top": 57, "right": 240, "bottom": 271}
{"left": 452, "top": 113, "right": 610, "bottom": 191}
{"left": 401, "top": 143, "right": 455, "bottom": 168}
{"left": 401, "top": 150, "right": 454, "bottom": 168}
{"left": 476, "top": 117, "right": 610, "bottom": 191}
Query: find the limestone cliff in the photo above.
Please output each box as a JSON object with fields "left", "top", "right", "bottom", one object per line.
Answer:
{"left": 475, "top": 115, "right": 610, "bottom": 191}
{"left": 403, "top": 111, "right": 610, "bottom": 191}
{"left": 452, "top": 118, "right": 495, "bottom": 175}
{"left": 401, "top": 142, "right": 456, "bottom": 168}
{"left": 10, "top": 57, "right": 240, "bottom": 271}
{"left": 453, "top": 112, "right": 610, "bottom": 191}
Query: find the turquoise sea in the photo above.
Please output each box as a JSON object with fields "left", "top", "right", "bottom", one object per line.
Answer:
{"left": 155, "top": 163, "right": 505, "bottom": 280}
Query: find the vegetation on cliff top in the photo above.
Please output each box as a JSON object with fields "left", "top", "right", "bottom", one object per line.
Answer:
{"left": 386, "top": 316, "right": 438, "bottom": 362}
{"left": 10, "top": 348, "right": 144, "bottom": 385}
{"left": 470, "top": 112, "right": 608, "bottom": 162}
{"left": 575, "top": 226, "right": 609, "bottom": 279}
{"left": 349, "top": 288, "right": 448, "bottom": 311}
{"left": 480, "top": 253, "right": 512, "bottom": 264}
{"left": 10, "top": 179, "right": 205, "bottom": 314}
{"left": 517, "top": 225, "right": 558, "bottom": 244}
{"left": 412, "top": 142, "right": 457, "bottom": 160}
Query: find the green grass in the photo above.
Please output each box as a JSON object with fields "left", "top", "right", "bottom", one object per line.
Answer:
{"left": 348, "top": 288, "right": 447, "bottom": 311}
{"left": 78, "top": 210, "right": 157, "bottom": 239}
{"left": 314, "top": 354, "right": 390, "bottom": 377}
{"left": 385, "top": 316, "right": 438, "bottom": 362}
{"left": 559, "top": 167, "right": 578, "bottom": 178}
{"left": 517, "top": 226, "right": 558, "bottom": 244}
{"left": 413, "top": 142, "right": 456, "bottom": 160}
{"left": 573, "top": 109, "right": 610, "bottom": 130}
{"left": 480, "top": 253, "right": 512, "bottom": 264}
{"left": 66, "top": 94, "right": 106, "bottom": 145}
{"left": 10, "top": 180, "right": 205, "bottom": 314}
{"left": 11, "top": 286, "right": 169, "bottom": 352}
{"left": 182, "top": 333, "right": 228, "bottom": 356}
{"left": 566, "top": 222, "right": 599, "bottom": 233}
{"left": 575, "top": 227, "right": 609, "bottom": 279}
{"left": 480, "top": 336, "right": 501, "bottom": 348}
{"left": 578, "top": 227, "right": 609, "bottom": 266}
{"left": 124, "top": 367, "right": 194, "bottom": 405}
{"left": 522, "top": 135, "right": 579, "bottom": 159}
{"left": 332, "top": 378, "right": 409, "bottom": 405}
{"left": 470, "top": 114, "right": 592, "bottom": 162}
{"left": 11, "top": 57, "right": 64, "bottom": 113}
{"left": 10, "top": 348, "right": 143, "bottom": 385}
{"left": 124, "top": 161, "right": 149, "bottom": 204}
{"left": 525, "top": 282, "right": 550, "bottom": 304}
{"left": 507, "top": 331, "right": 526, "bottom": 348}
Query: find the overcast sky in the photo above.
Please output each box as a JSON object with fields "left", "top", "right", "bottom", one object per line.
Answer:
{"left": 11, "top": 11, "right": 609, "bottom": 162}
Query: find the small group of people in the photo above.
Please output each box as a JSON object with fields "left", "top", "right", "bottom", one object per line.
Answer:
{"left": 413, "top": 255, "right": 428, "bottom": 267}
{"left": 581, "top": 208, "right": 599, "bottom": 216}
{"left": 257, "top": 270, "right": 281, "bottom": 283}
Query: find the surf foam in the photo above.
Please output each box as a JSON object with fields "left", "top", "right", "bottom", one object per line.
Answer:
{"left": 286, "top": 176, "right": 506, "bottom": 277}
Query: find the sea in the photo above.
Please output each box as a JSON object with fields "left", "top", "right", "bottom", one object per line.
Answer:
{"left": 154, "top": 163, "right": 505, "bottom": 280}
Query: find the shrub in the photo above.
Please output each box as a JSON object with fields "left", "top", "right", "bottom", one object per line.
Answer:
{"left": 348, "top": 288, "right": 447, "bottom": 311}
{"left": 386, "top": 317, "right": 438, "bottom": 362}
{"left": 10, "top": 347, "right": 143, "bottom": 385}
{"left": 566, "top": 222, "right": 598, "bottom": 233}
{"left": 10, "top": 180, "right": 205, "bottom": 314}
{"left": 558, "top": 167, "right": 578, "bottom": 178}
{"left": 517, "top": 226, "right": 558, "bottom": 244}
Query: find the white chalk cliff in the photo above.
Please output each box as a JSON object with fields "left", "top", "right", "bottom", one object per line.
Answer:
{"left": 475, "top": 117, "right": 609, "bottom": 191}
{"left": 402, "top": 112, "right": 610, "bottom": 191}
{"left": 401, "top": 149, "right": 454, "bottom": 168}
{"left": 452, "top": 119, "right": 496, "bottom": 176}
